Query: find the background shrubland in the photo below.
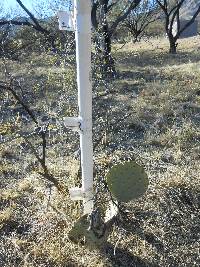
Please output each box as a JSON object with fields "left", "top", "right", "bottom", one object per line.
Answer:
{"left": 0, "top": 0, "right": 200, "bottom": 266}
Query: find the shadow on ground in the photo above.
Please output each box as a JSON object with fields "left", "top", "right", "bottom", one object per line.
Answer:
{"left": 102, "top": 244, "right": 159, "bottom": 267}
{"left": 117, "top": 50, "right": 200, "bottom": 69}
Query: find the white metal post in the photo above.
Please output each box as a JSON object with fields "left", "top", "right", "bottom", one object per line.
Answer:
{"left": 59, "top": 0, "right": 93, "bottom": 214}
{"left": 73, "top": 0, "right": 93, "bottom": 214}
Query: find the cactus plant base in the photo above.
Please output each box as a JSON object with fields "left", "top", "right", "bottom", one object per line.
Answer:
{"left": 68, "top": 214, "right": 108, "bottom": 249}
{"left": 106, "top": 161, "right": 148, "bottom": 202}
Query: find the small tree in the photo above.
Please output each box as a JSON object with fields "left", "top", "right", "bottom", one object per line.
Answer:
{"left": 124, "top": 0, "right": 160, "bottom": 42}
{"left": 156, "top": 0, "right": 200, "bottom": 54}
{"left": 0, "top": 0, "right": 75, "bottom": 58}
{"left": 0, "top": 0, "right": 50, "bottom": 33}
{"left": 91, "top": 0, "right": 142, "bottom": 75}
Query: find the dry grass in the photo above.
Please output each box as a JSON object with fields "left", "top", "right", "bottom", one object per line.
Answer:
{"left": 0, "top": 36, "right": 200, "bottom": 266}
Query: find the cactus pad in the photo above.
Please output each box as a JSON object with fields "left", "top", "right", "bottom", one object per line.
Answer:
{"left": 105, "top": 161, "right": 148, "bottom": 202}
{"left": 68, "top": 214, "right": 108, "bottom": 248}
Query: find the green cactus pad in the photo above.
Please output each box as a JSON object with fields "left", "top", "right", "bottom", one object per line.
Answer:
{"left": 106, "top": 161, "right": 148, "bottom": 202}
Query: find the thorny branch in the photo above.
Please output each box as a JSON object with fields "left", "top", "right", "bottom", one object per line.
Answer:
{"left": 0, "top": 80, "right": 64, "bottom": 192}
{"left": 0, "top": 82, "right": 37, "bottom": 124}
{"left": 0, "top": 0, "right": 50, "bottom": 35}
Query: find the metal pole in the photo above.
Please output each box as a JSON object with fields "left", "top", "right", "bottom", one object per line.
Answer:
{"left": 73, "top": 0, "right": 93, "bottom": 214}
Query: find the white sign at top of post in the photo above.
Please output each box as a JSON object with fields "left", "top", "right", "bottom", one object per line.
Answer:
{"left": 57, "top": 10, "right": 75, "bottom": 31}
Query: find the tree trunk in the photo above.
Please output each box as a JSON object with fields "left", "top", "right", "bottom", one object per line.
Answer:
{"left": 95, "top": 0, "right": 115, "bottom": 77}
{"left": 102, "top": 24, "right": 115, "bottom": 76}
{"left": 168, "top": 36, "right": 177, "bottom": 54}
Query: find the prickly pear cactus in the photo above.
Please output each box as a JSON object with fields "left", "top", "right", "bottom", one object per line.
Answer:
{"left": 68, "top": 211, "right": 108, "bottom": 249}
{"left": 68, "top": 215, "right": 89, "bottom": 243}
{"left": 105, "top": 161, "right": 148, "bottom": 202}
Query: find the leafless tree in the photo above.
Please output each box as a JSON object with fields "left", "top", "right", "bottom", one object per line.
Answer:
{"left": 1, "top": 1, "right": 142, "bottom": 74}
{"left": 156, "top": 0, "right": 200, "bottom": 53}
{"left": 124, "top": 0, "right": 160, "bottom": 42}
{"left": 0, "top": 0, "right": 49, "bottom": 34}
{"left": 91, "top": 0, "right": 142, "bottom": 75}
{"left": 0, "top": 0, "right": 76, "bottom": 59}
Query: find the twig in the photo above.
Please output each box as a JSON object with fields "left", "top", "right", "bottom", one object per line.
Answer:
{"left": 0, "top": 82, "right": 38, "bottom": 124}
{"left": 24, "top": 136, "right": 62, "bottom": 192}
{"left": 0, "top": 78, "right": 63, "bottom": 193}
{"left": 114, "top": 232, "right": 122, "bottom": 256}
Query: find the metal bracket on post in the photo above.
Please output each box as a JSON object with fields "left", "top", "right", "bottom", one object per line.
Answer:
{"left": 69, "top": 187, "right": 93, "bottom": 200}
{"left": 69, "top": 187, "right": 93, "bottom": 215}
